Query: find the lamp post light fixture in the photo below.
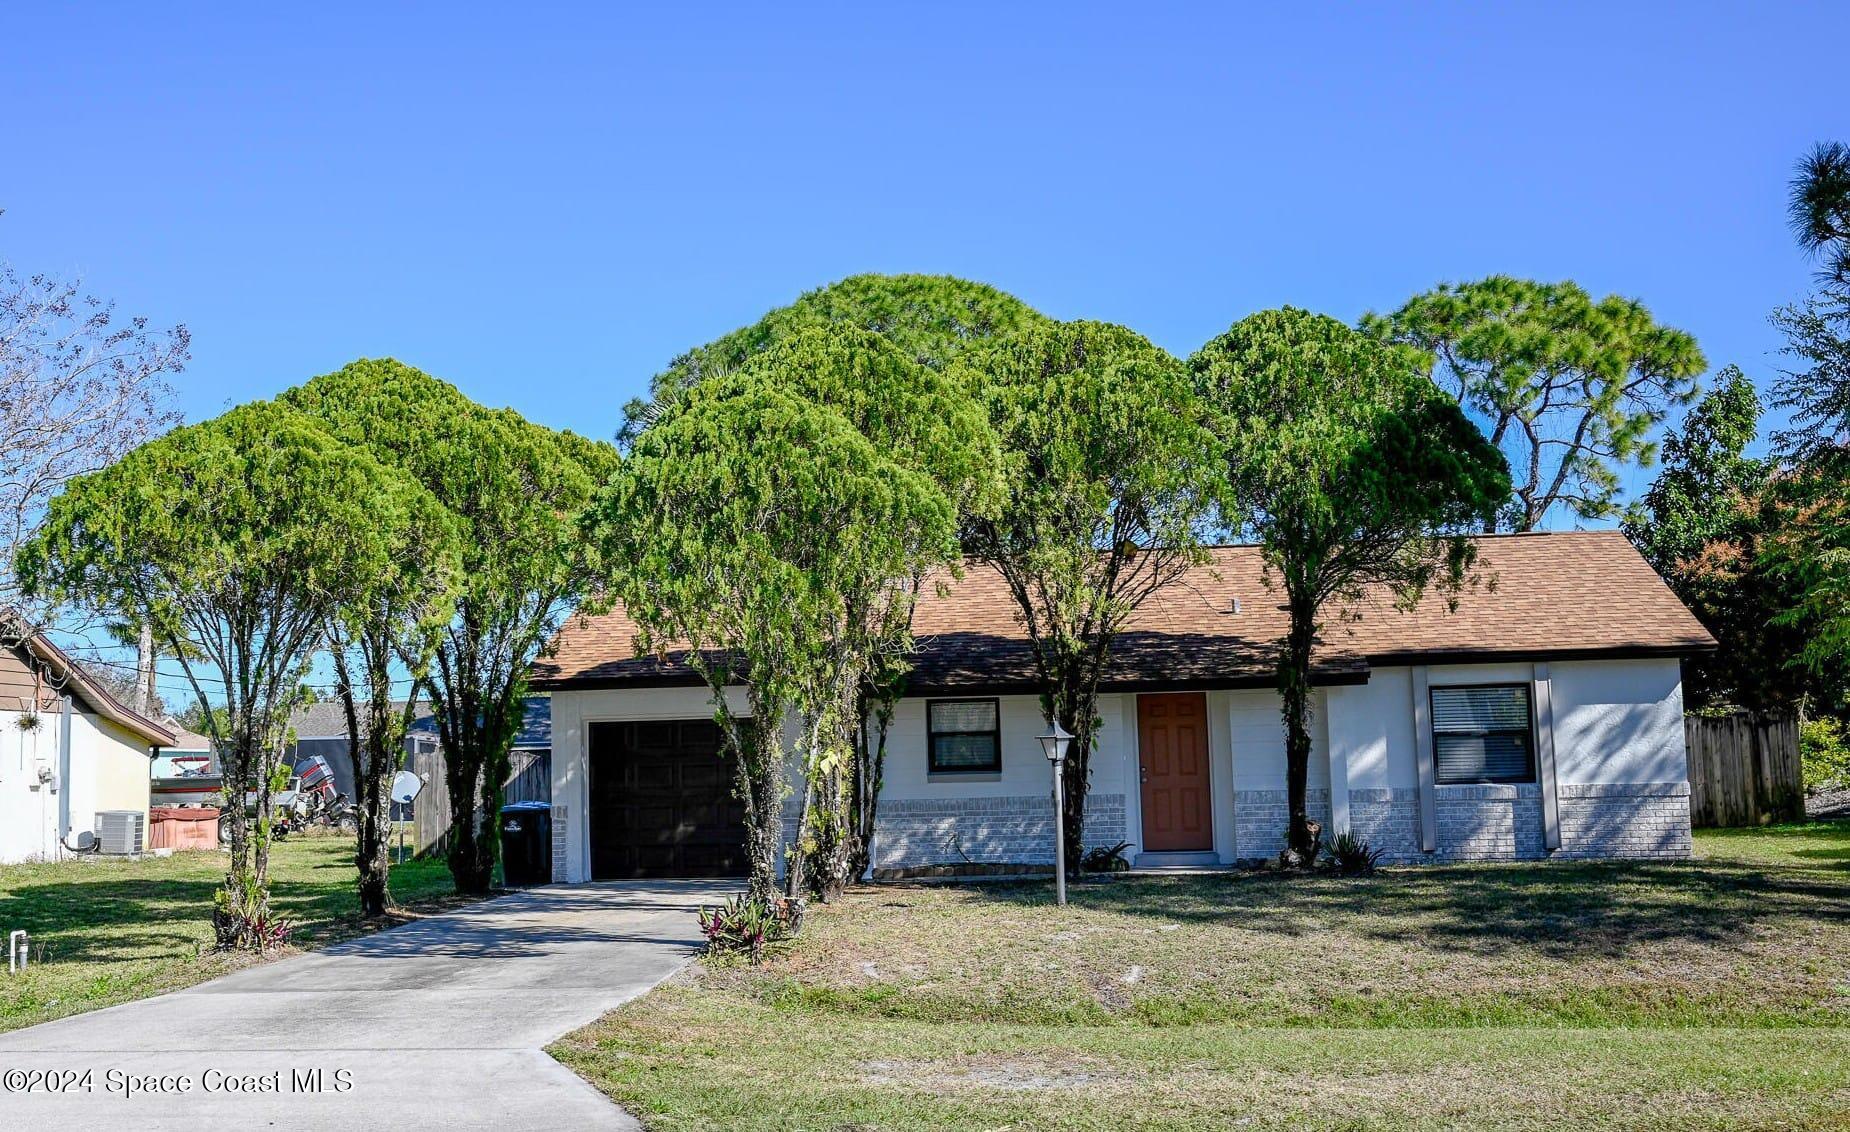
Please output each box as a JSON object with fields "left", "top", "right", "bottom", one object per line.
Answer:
{"left": 1038, "top": 717, "right": 1074, "bottom": 906}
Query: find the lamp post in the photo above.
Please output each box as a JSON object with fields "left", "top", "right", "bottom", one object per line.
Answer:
{"left": 1038, "top": 717, "right": 1074, "bottom": 906}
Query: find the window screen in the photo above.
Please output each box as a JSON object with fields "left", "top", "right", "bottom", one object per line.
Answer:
{"left": 928, "top": 699, "right": 1001, "bottom": 773}
{"left": 1431, "top": 684, "right": 1534, "bottom": 784}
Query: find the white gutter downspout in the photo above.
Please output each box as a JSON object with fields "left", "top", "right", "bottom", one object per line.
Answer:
{"left": 57, "top": 693, "right": 75, "bottom": 856}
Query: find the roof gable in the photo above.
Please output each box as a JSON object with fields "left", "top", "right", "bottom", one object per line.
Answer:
{"left": 0, "top": 619, "right": 178, "bottom": 747}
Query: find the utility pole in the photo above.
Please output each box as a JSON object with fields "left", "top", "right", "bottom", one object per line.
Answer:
{"left": 137, "top": 621, "right": 155, "bottom": 716}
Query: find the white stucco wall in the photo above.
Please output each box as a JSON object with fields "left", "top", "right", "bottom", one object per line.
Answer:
{"left": 549, "top": 655, "right": 1694, "bottom": 879}
{"left": 1322, "top": 659, "right": 1687, "bottom": 794}
{"left": 87, "top": 715, "right": 154, "bottom": 818}
{"left": 1326, "top": 668, "right": 1417, "bottom": 791}
{"left": 1225, "top": 688, "right": 1329, "bottom": 792}
{"left": 0, "top": 705, "right": 154, "bottom": 863}
{"left": 879, "top": 694, "right": 1122, "bottom": 801}
{"left": 0, "top": 709, "right": 61, "bottom": 862}
{"left": 1548, "top": 658, "right": 1687, "bottom": 785}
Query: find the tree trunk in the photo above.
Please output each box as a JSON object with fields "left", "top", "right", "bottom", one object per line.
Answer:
{"left": 784, "top": 765, "right": 814, "bottom": 901}
{"left": 1051, "top": 681, "right": 1097, "bottom": 878}
{"left": 353, "top": 725, "right": 398, "bottom": 920}
{"left": 136, "top": 621, "right": 155, "bottom": 716}
{"left": 844, "top": 688, "right": 892, "bottom": 883}
{"left": 813, "top": 755, "right": 852, "bottom": 901}
{"left": 214, "top": 734, "right": 255, "bottom": 950}
{"left": 1279, "top": 599, "right": 1319, "bottom": 864}
{"left": 735, "top": 706, "right": 786, "bottom": 906}
{"left": 216, "top": 732, "right": 283, "bottom": 951}
{"left": 792, "top": 686, "right": 858, "bottom": 903}
{"left": 445, "top": 748, "right": 493, "bottom": 894}
{"left": 475, "top": 740, "right": 510, "bottom": 889}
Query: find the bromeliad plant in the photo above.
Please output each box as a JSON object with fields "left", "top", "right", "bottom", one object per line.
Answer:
{"left": 698, "top": 895, "right": 802, "bottom": 964}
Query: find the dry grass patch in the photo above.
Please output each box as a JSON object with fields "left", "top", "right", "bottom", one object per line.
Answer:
{"left": 557, "top": 822, "right": 1850, "bottom": 1129}
{"left": 707, "top": 830, "right": 1850, "bottom": 1027}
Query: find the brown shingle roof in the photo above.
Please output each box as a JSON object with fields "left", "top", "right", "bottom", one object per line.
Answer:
{"left": 531, "top": 531, "right": 1715, "bottom": 693}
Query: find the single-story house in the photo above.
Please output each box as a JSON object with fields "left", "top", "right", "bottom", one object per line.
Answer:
{"left": 1, "top": 618, "right": 177, "bottom": 863}
{"left": 531, "top": 531, "right": 1715, "bottom": 883}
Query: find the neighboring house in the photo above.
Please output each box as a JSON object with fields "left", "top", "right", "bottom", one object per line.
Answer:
{"left": 532, "top": 531, "right": 1715, "bottom": 883}
{"left": 287, "top": 696, "right": 551, "bottom": 816}
{"left": 1, "top": 619, "right": 177, "bottom": 863}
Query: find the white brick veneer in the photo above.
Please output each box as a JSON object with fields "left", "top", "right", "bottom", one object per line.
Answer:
{"left": 1231, "top": 788, "right": 1332, "bottom": 861}
{"left": 1346, "top": 782, "right": 1689, "bottom": 862}
{"left": 871, "top": 791, "right": 1127, "bottom": 869}
{"left": 550, "top": 804, "right": 569, "bottom": 882}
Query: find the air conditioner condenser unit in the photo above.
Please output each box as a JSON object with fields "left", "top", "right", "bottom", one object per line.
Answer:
{"left": 95, "top": 810, "right": 146, "bottom": 855}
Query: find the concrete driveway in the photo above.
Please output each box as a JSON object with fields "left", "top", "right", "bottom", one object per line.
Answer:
{"left": 0, "top": 880, "right": 734, "bottom": 1130}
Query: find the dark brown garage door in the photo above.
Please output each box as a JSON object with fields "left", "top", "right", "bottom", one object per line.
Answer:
{"left": 589, "top": 718, "right": 747, "bottom": 879}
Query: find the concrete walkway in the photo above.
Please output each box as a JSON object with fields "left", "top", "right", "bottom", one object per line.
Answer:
{"left": 0, "top": 880, "right": 734, "bottom": 1130}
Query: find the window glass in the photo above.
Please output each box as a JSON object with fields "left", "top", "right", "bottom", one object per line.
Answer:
{"left": 928, "top": 699, "right": 1000, "bottom": 773}
{"left": 1432, "top": 685, "right": 1534, "bottom": 784}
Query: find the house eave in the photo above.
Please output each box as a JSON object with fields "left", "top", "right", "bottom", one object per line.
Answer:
{"left": 534, "top": 641, "right": 1711, "bottom": 698}
{"left": 1363, "top": 643, "right": 1716, "bottom": 668}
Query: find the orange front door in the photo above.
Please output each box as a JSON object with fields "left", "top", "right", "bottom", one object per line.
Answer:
{"left": 1137, "top": 692, "right": 1213, "bottom": 852}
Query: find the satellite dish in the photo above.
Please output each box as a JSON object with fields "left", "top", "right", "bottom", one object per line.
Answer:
{"left": 391, "top": 771, "right": 425, "bottom": 805}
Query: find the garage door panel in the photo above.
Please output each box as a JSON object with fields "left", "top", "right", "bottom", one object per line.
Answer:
{"left": 589, "top": 719, "right": 747, "bottom": 879}
{"left": 634, "top": 763, "right": 675, "bottom": 789}
{"left": 632, "top": 803, "right": 676, "bottom": 831}
{"left": 679, "top": 720, "right": 720, "bottom": 745}
{"left": 681, "top": 761, "right": 726, "bottom": 789}
{"left": 633, "top": 721, "right": 675, "bottom": 747}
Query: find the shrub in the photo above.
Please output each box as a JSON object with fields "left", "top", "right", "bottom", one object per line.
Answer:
{"left": 1801, "top": 717, "right": 1850, "bottom": 793}
{"left": 210, "top": 886, "right": 293, "bottom": 952}
{"left": 1080, "top": 840, "right": 1132, "bottom": 873}
{"left": 1325, "top": 830, "right": 1383, "bottom": 876}
{"left": 698, "top": 895, "right": 802, "bottom": 963}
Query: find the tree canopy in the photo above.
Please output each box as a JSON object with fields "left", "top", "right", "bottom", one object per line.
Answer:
{"left": 18, "top": 398, "right": 407, "bottom": 947}
{"left": 955, "top": 319, "right": 1223, "bottom": 869}
{"left": 622, "top": 273, "right": 1047, "bottom": 444}
{"left": 1366, "top": 276, "right": 1704, "bottom": 531}
{"left": 1190, "top": 307, "right": 1509, "bottom": 857}
{"left": 1624, "top": 368, "right": 1845, "bottom": 714}
{"left": 285, "top": 361, "right": 465, "bottom": 917}
{"left": 1790, "top": 141, "right": 1850, "bottom": 287}
{"left": 281, "top": 358, "right": 618, "bottom": 894}
{"left": 683, "top": 325, "right": 1004, "bottom": 893}
{"left": 589, "top": 379, "right": 958, "bottom": 901}
{"left": 1767, "top": 145, "right": 1850, "bottom": 679}
{"left": 1, "top": 258, "right": 186, "bottom": 622}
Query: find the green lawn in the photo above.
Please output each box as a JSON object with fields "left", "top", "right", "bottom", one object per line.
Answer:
{"left": 0, "top": 832, "right": 461, "bottom": 1033}
{"left": 554, "top": 822, "right": 1850, "bottom": 1130}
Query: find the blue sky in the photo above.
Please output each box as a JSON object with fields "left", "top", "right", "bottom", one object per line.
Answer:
{"left": 5, "top": 1, "right": 1844, "bottom": 496}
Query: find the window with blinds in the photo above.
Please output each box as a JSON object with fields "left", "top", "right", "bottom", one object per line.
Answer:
{"left": 1430, "top": 684, "right": 1535, "bottom": 785}
{"left": 927, "top": 699, "right": 1001, "bottom": 774}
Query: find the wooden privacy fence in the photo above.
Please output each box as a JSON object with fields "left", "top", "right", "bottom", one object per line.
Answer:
{"left": 1685, "top": 712, "right": 1803, "bottom": 827}
{"left": 407, "top": 742, "right": 453, "bottom": 855}
{"left": 405, "top": 744, "right": 550, "bottom": 855}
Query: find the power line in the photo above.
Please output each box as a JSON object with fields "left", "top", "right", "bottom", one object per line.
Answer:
{"left": 62, "top": 652, "right": 424, "bottom": 694}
